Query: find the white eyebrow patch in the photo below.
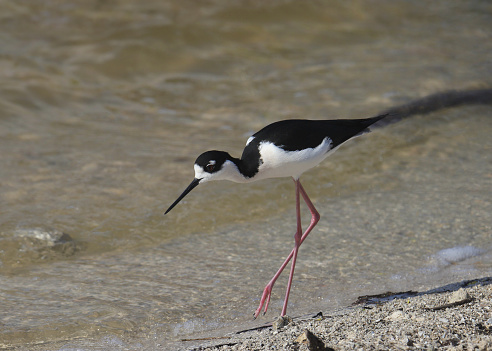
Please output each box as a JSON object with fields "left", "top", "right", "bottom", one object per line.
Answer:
{"left": 246, "top": 136, "right": 255, "bottom": 146}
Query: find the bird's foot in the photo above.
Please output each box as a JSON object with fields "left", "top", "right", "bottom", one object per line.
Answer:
{"left": 253, "top": 282, "right": 274, "bottom": 319}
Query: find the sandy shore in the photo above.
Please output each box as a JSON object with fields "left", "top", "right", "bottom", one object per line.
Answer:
{"left": 183, "top": 277, "right": 491, "bottom": 351}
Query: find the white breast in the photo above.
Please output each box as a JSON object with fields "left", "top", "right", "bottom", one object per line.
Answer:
{"left": 255, "top": 137, "right": 333, "bottom": 180}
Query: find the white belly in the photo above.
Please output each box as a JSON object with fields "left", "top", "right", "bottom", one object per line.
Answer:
{"left": 255, "top": 137, "right": 333, "bottom": 180}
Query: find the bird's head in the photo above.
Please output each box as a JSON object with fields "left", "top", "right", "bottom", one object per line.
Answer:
{"left": 193, "top": 150, "right": 235, "bottom": 183}
{"left": 165, "top": 150, "right": 238, "bottom": 214}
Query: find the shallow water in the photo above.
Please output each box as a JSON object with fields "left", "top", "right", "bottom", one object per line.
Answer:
{"left": 0, "top": 1, "right": 491, "bottom": 350}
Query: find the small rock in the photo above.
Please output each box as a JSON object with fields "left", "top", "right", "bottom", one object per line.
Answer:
{"left": 449, "top": 288, "right": 470, "bottom": 304}
{"left": 295, "top": 329, "right": 333, "bottom": 351}
{"left": 478, "top": 339, "right": 491, "bottom": 351}
{"left": 14, "top": 228, "right": 78, "bottom": 256}
{"left": 388, "top": 310, "right": 405, "bottom": 321}
{"left": 272, "top": 315, "right": 293, "bottom": 331}
{"left": 15, "top": 228, "right": 72, "bottom": 246}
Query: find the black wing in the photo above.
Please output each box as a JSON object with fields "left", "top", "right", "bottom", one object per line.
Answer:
{"left": 248, "top": 114, "right": 387, "bottom": 152}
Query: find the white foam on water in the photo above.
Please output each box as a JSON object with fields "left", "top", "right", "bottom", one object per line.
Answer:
{"left": 419, "top": 245, "right": 489, "bottom": 274}
{"left": 434, "top": 245, "right": 486, "bottom": 264}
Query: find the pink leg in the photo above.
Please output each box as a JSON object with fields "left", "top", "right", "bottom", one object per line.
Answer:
{"left": 280, "top": 179, "right": 303, "bottom": 316}
{"left": 253, "top": 178, "right": 320, "bottom": 318}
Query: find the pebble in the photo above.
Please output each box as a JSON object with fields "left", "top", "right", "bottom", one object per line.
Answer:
{"left": 388, "top": 310, "right": 405, "bottom": 321}
{"left": 272, "top": 315, "right": 293, "bottom": 331}
{"left": 294, "top": 329, "right": 331, "bottom": 351}
{"left": 448, "top": 288, "right": 470, "bottom": 304}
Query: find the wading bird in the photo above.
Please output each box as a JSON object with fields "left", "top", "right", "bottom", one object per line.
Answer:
{"left": 165, "top": 114, "right": 387, "bottom": 318}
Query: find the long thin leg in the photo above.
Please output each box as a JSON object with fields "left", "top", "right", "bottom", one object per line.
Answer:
{"left": 280, "top": 179, "right": 302, "bottom": 316}
{"left": 253, "top": 178, "right": 320, "bottom": 318}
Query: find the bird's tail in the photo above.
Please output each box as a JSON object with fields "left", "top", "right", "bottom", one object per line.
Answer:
{"left": 372, "top": 88, "right": 492, "bottom": 128}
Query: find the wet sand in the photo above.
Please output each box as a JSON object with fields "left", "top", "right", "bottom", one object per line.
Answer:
{"left": 185, "top": 277, "right": 491, "bottom": 351}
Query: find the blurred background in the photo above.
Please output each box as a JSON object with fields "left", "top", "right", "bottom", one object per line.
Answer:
{"left": 0, "top": 1, "right": 491, "bottom": 349}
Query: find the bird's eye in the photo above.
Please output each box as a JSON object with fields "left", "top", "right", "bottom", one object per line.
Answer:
{"left": 206, "top": 164, "right": 215, "bottom": 172}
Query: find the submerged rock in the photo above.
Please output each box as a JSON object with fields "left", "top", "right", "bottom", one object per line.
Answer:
{"left": 15, "top": 228, "right": 73, "bottom": 246}
{"left": 14, "top": 227, "right": 79, "bottom": 258}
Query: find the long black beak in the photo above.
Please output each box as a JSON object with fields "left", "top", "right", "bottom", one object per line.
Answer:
{"left": 165, "top": 178, "right": 201, "bottom": 214}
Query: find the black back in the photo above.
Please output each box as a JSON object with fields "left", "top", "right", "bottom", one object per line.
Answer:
{"left": 247, "top": 115, "right": 385, "bottom": 152}
{"left": 238, "top": 114, "right": 386, "bottom": 178}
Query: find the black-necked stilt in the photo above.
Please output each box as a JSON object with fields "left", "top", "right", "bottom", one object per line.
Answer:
{"left": 165, "top": 114, "right": 387, "bottom": 318}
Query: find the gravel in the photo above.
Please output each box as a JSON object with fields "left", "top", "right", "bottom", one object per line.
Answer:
{"left": 186, "top": 277, "right": 492, "bottom": 351}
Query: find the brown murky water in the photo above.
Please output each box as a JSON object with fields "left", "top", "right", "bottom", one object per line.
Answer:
{"left": 0, "top": 1, "right": 491, "bottom": 350}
